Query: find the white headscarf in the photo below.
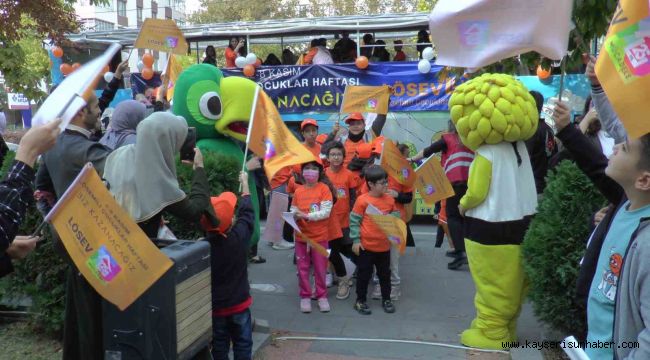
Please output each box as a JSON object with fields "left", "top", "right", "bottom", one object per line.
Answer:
{"left": 103, "top": 112, "right": 189, "bottom": 222}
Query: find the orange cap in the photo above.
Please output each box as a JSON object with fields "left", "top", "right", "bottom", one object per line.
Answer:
{"left": 315, "top": 133, "right": 328, "bottom": 144}
{"left": 355, "top": 143, "right": 373, "bottom": 159}
{"left": 201, "top": 192, "right": 237, "bottom": 234}
{"left": 344, "top": 112, "right": 364, "bottom": 124}
{"left": 300, "top": 118, "right": 318, "bottom": 130}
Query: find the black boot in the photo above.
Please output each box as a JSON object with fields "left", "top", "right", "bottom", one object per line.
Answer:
{"left": 448, "top": 252, "right": 467, "bottom": 270}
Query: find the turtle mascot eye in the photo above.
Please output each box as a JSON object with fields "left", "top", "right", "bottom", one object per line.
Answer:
{"left": 172, "top": 64, "right": 261, "bottom": 247}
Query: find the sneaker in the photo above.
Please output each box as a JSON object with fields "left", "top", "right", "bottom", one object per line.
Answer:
{"left": 249, "top": 255, "right": 266, "bottom": 264}
{"left": 300, "top": 298, "right": 312, "bottom": 313}
{"left": 354, "top": 301, "right": 372, "bottom": 315}
{"left": 326, "top": 273, "right": 333, "bottom": 288}
{"left": 371, "top": 284, "right": 382, "bottom": 300}
{"left": 272, "top": 239, "right": 295, "bottom": 250}
{"left": 390, "top": 285, "right": 401, "bottom": 301}
{"left": 318, "top": 298, "right": 330, "bottom": 312}
{"left": 448, "top": 255, "right": 468, "bottom": 270}
{"left": 382, "top": 299, "right": 396, "bottom": 313}
{"left": 336, "top": 277, "right": 351, "bottom": 300}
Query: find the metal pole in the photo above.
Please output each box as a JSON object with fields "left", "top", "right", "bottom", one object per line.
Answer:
{"left": 246, "top": 34, "right": 250, "bottom": 54}
{"left": 195, "top": 42, "right": 199, "bottom": 63}
{"left": 356, "top": 22, "right": 360, "bottom": 57}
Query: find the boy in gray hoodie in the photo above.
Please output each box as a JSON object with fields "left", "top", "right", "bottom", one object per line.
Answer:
{"left": 553, "top": 100, "right": 650, "bottom": 360}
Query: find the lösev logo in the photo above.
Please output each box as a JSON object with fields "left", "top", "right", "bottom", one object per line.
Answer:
{"left": 87, "top": 245, "right": 122, "bottom": 284}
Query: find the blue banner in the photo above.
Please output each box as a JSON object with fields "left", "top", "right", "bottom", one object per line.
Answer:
{"left": 223, "top": 62, "right": 468, "bottom": 114}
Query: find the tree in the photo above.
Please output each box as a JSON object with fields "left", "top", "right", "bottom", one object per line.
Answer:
{"left": 0, "top": 1, "right": 109, "bottom": 102}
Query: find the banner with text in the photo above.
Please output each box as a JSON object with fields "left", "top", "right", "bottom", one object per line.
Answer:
{"left": 223, "top": 62, "right": 468, "bottom": 114}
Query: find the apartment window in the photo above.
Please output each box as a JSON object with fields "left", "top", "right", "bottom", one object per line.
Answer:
{"left": 152, "top": 10, "right": 157, "bottom": 19}
{"left": 137, "top": 7, "right": 143, "bottom": 22}
{"left": 95, "top": 19, "right": 114, "bottom": 31}
{"left": 117, "top": 0, "right": 127, "bottom": 16}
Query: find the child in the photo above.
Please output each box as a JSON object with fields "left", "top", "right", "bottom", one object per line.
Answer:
{"left": 325, "top": 141, "right": 361, "bottom": 299}
{"left": 290, "top": 159, "right": 334, "bottom": 313}
{"left": 202, "top": 172, "right": 255, "bottom": 360}
{"left": 553, "top": 101, "right": 650, "bottom": 359}
{"left": 350, "top": 165, "right": 399, "bottom": 315}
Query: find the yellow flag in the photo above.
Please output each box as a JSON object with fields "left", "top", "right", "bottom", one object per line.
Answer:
{"left": 341, "top": 85, "right": 391, "bottom": 115}
{"left": 369, "top": 214, "right": 407, "bottom": 255}
{"left": 380, "top": 139, "right": 416, "bottom": 187}
{"left": 165, "top": 54, "right": 183, "bottom": 102}
{"left": 46, "top": 164, "right": 173, "bottom": 310}
{"left": 596, "top": 0, "right": 650, "bottom": 138}
{"left": 414, "top": 156, "right": 455, "bottom": 205}
{"left": 248, "top": 88, "right": 316, "bottom": 180}
{"left": 134, "top": 18, "right": 188, "bottom": 55}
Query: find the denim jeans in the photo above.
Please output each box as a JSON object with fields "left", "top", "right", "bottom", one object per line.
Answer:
{"left": 211, "top": 308, "right": 253, "bottom": 360}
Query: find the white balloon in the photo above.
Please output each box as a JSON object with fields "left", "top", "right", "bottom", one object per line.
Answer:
{"left": 104, "top": 72, "right": 114, "bottom": 83}
{"left": 246, "top": 53, "right": 257, "bottom": 65}
{"left": 235, "top": 56, "right": 247, "bottom": 68}
{"left": 418, "top": 59, "right": 431, "bottom": 74}
{"left": 137, "top": 60, "right": 145, "bottom": 72}
{"left": 422, "top": 47, "right": 435, "bottom": 61}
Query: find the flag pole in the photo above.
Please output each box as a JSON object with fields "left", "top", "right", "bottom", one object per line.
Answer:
{"left": 557, "top": 56, "right": 567, "bottom": 101}
{"left": 240, "top": 86, "right": 261, "bottom": 191}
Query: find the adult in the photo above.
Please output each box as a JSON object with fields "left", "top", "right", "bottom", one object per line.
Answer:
{"left": 0, "top": 120, "right": 61, "bottom": 278}
{"left": 304, "top": 39, "right": 333, "bottom": 65}
{"left": 264, "top": 53, "right": 282, "bottom": 66}
{"left": 371, "top": 40, "right": 390, "bottom": 62}
{"left": 225, "top": 37, "right": 246, "bottom": 68}
{"left": 393, "top": 40, "right": 406, "bottom": 61}
{"left": 360, "top": 33, "right": 374, "bottom": 58}
{"left": 416, "top": 30, "right": 431, "bottom": 59}
{"left": 103, "top": 112, "right": 216, "bottom": 238}
{"left": 0, "top": 111, "right": 9, "bottom": 166}
{"left": 525, "top": 91, "right": 557, "bottom": 196}
{"left": 203, "top": 45, "right": 217, "bottom": 66}
{"left": 408, "top": 121, "right": 474, "bottom": 269}
{"left": 282, "top": 48, "right": 297, "bottom": 65}
{"left": 35, "top": 93, "right": 112, "bottom": 360}
{"left": 99, "top": 100, "right": 147, "bottom": 150}
{"left": 332, "top": 33, "right": 357, "bottom": 63}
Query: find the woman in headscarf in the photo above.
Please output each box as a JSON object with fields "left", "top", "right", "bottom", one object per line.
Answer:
{"left": 99, "top": 100, "right": 147, "bottom": 150}
{"left": 103, "top": 112, "right": 217, "bottom": 237}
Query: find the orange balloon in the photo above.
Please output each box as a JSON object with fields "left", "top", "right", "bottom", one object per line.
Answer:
{"left": 243, "top": 64, "right": 255, "bottom": 77}
{"left": 52, "top": 46, "right": 63, "bottom": 58}
{"left": 142, "top": 67, "right": 154, "bottom": 80}
{"left": 103, "top": 65, "right": 110, "bottom": 73}
{"left": 71, "top": 62, "right": 81, "bottom": 71}
{"left": 355, "top": 56, "right": 369, "bottom": 69}
{"left": 255, "top": 58, "right": 262, "bottom": 68}
{"left": 142, "top": 53, "right": 154, "bottom": 67}
{"left": 536, "top": 65, "right": 551, "bottom": 80}
{"left": 60, "top": 63, "right": 72, "bottom": 75}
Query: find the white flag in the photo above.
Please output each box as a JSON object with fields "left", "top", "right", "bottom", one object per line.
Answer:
{"left": 429, "top": 0, "right": 573, "bottom": 68}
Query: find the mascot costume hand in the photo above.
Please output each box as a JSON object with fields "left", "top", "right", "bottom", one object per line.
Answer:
{"left": 449, "top": 73, "right": 538, "bottom": 349}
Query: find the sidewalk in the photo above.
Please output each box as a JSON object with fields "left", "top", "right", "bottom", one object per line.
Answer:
{"left": 248, "top": 223, "right": 544, "bottom": 359}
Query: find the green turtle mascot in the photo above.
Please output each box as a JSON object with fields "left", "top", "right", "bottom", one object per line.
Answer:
{"left": 448, "top": 73, "right": 539, "bottom": 349}
{"left": 172, "top": 63, "right": 261, "bottom": 248}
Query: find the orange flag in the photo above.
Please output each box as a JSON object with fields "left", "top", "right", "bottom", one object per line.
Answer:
{"left": 247, "top": 87, "right": 316, "bottom": 180}
{"left": 341, "top": 85, "right": 391, "bottom": 115}
{"left": 414, "top": 156, "right": 455, "bottom": 205}
{"left": 45, "top": 164, "right": 173, "bottom": 310}
{"left": 369, "top": 214, "right": 408, "bottom": 255}
{"left": 596, "top": 0, "right": 650, "bottom": 138}
{"left": 165, "top": 54, "right": 183, "bottom": 101}
{"left": 134, "top": 18, "right": 188, "bottom": 55}
{"left": 380, "top": 139, "right": 416, "bottom": 187}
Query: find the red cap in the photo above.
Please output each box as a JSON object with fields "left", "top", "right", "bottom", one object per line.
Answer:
{"left": 201, "top": 192, "right": 237, "bottom": 234}
{"left": 355, "top": 143, "right": 373, "bottom": 159}
{"left": 344, "top": 112, "right": 364, "bottom": 124}
{"left": 300, "top": 118, "right": 318, "bottom": 130}
{"left": 316, "top": 134, "right": 328, "bottom": 144}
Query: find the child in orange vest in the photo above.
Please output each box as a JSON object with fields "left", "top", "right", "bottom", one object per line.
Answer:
{"left": 290, "top": 159, "right": 334, "bottom": 313}
{"left": 350, "top": 165, "right": 400, "bottom": 315}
